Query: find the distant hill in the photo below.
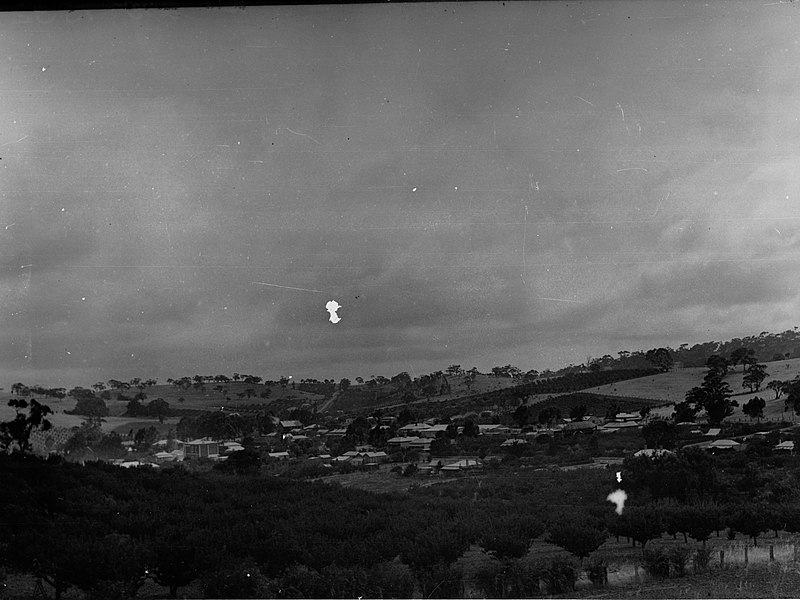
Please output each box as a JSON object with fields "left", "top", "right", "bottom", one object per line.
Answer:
{"left": 331, "top": 368, "right": 659, "bottom": 418}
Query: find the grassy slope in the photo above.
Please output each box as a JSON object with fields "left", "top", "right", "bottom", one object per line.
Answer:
{"left": 332, "top": 373, "right": 521, "bottom": 413}
{"left": 0, "top": 382, "right": 325, "bottom": 435}
{"left": 582, "top": 359, "right": 800, "bottom": 423}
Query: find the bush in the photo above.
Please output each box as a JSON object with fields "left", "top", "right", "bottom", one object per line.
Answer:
{"left": 586, "top": 556, "right": 608, "bottom": 586}
{"left": 542, "top": 557, "right": 577, "bottom": 594}
{"left": 642, "top": 545, "right": 671, "bottom": 578}
{"left": 693, "top": 544, "right": 713, "bottom": 574}
{"left": 643, "top": 544, "right": 692, "bottom": 579}
{"left": 367, "top": 558, "right": 415, "bottom": 598}
{"left": 202, "top": 563, "right": 273, "bottom": 598}
{"left": 507, "top": 556, "right": 545, "bottom": 597}
{"left": 668, "top": 545, "right": 692, "bottom": 577}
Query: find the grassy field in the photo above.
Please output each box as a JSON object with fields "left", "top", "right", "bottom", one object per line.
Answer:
{"left": 333, "top": 373, "right": 522, "bottom": 413}
{"left": 0, "top": 380, "right": 325, "bottom": 434}
{"left": 582, "top": 359, "right": 800, "bottom": 424}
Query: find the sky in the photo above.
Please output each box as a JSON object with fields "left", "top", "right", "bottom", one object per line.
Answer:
{"left": 3, "top": 1, "right": 800, "bottom": 388}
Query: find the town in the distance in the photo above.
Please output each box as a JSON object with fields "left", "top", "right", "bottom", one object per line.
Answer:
{"left": 5, "top": 328, "right": 800, "bottom": 598}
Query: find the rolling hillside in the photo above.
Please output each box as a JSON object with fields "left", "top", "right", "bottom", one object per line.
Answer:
{"left": 583, "top": 358, "right": 800, "bottom": 423}
{"left": 0, "top": 381, "right": 326, "bottom": 435}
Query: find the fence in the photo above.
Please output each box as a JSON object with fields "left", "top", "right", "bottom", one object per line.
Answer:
{"left": 717, "top": 541, "right": 797, "bottom": 566}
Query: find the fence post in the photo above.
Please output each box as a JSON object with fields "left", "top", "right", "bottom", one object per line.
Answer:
{"left": 770, "top": 545, "right": 775, "bottom": 562}
{"left": 795, "top": 544, "right": 798, "bottom": 562}
{"left": 744, "top": 545, "right": 748, "bottom": 565}
{"left": 720, "top": 550, "right": 725, "bottom": 566}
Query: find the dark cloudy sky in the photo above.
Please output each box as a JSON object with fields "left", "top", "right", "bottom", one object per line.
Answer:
{"left": 3, "top": 2, "right": 800, "bottom": 387}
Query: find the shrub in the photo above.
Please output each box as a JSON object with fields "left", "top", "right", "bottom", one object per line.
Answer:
{"left": 507, "top": 556, "right": 545, "bottom": 597}
{"left": 668, "top": 545, "right": 692, "bottom": 577}
{"left": 643, "top": 544, "right": 692, "bottom": 579}
{"left": 642, "top": 545, "right": 671, "bottom": 578}
{"left": 542, "top": 557, "right": 577, "bottom": 594}
{"left": 586, "top": 556, "right": 608, "bottom": 586}
{"left": 202, "top": 563, "right": 273, "bottom": 598}
{"left": 367, "top": 558, "right": 415, "bottom": 599}
{"left": 693, "top": 544, "right": 713, "bottom": 574}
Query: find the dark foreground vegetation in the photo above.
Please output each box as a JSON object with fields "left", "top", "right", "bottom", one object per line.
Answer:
{"left": 5, "top": 443, "right": 800, "bottom": 599}
{"left": 0, "top": 453, "right": 616, "bottom": 599}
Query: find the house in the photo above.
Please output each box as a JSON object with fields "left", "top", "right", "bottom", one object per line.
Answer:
{"left": 500, "top": 438, "right": 528, "bottom": 447}
{"left": 325, "top": 428, "right": 348, "bottom": 438}
{"left": 615, "top": 412, "right": 641, "bottom": 422}
{"left": 478, "top": 424, "right": 510, "bottom": 435}
{"left": 280, "top": 420, "right": 304, "bottom": 431}
{"left": 221, "top": 441, "right": 244, "bottom": 453}
{"left": 633, "top": 448, "right": 674, "bottom": 458}
{"left": 704, "top": 428, "right": 722, "bottom": 437}
{"left": 599, "top": 421, "right": 640, "bottom": 432}
{"left": 117, "top": 460, "right": 158, "bottom": 469}
{"left": 398, "top": 423, "right": 432, "bottom": 435}
{"left": 441, "top": 458, "right": 483, "bottom": 472}
{"left": 153, "top": 438, "right": 185, "bottom": 451}
{"left": 267, "top": 451, "right": 291, "bottom": 460}
{"left": 707, "top": 439, "right": 741, "bottom": 453}
{"left": 154, "top": 451, "right": 176, "bottom": 463}
{"left": 419, "top": 424, "right": 449, "bottom": 438}
{"left": 387, "top": 436, "right": 422, "bottom": 449}
{"left": 363, "top": 451, "right": 389, "bottom": 464}
{"left": 408, "top": 438, "right": 432, "bottom": 452}
{"left": 564, "top": 421, "right": 597, "bottom": 434}
{"left": 775, "top": 441, "right": 795, "bottom": 453}
{"left": 184, "top": 438, "right": 220, "bottom": 459}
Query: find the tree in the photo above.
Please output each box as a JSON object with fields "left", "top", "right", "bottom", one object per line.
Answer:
{"left": 645, "top": 348, "right": 674, "bottom": 372}
{"left": 672, "top": 400, "right": 698, "bottom": 423}
{"left": 0, "top": 398, "right": 53, "bottom": 454}
{"left": 538, "top": 406, "right": 562, "bottom": 427}
{"left": 134, "top": 426, "right": 158, "bottom": 451}
{"left": 731, "top": 504, "right": 769, "bottom": 546}
{"left": 784, "top": 379, "right": 800, "bottom": 416}
{"left": 219, "top": 448, "right": 262, "bottom": 475}
{"left": 642, "top": 418, "right": 676, "bottom": 449}
{"left": 149, "top": 530, "right": 202, "bottom": 598}
{"left": 367, "top": 558, "right": 415, "bottom": 599}
{"left": 545, "top": 519, "right": 608, "bottom": 562}
{"left": 68, "top": 396, "right": 109, "bottom": 418}
{"left": 616, "top": 505, "right": 664, "bottom": 551}
{"left": 512, "top": 404, "right": 530, "bottom": 428}
{"left": 686, "top": 375, "right": 737, "bottom": 426}
{"left": 767, "top": 379, "right": 787, "bottom": 400}
{"left": 569, "top": 404, "right": 587, "bottom": 422}
{"left": 462, "top": 419, "right": 479, "bottom": 437}
{"left": 146, "top": 398, "right": 171, "bottom": 419}
{"left": 339, "top": 378, "right": 351, "bottom": 392}
{"left": 743, "top": 397, "right": 766, "bottom": 421}
{"left": 683, "top": 504, "right": 721, "bottom": 547}
{"left": 705, "top": 354, "right": 729, "bottom": 376}
{"left": 730, "top": 347, "right": 755, "bottom": 372}
{"left": 743, "top": 364, "right": 768, "bottom": 392}
{"left": 446, "top": 364, "right": 462, "bottom": 377}
{"left": 605, "top": 402, "right": 621, "bottom": 420}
